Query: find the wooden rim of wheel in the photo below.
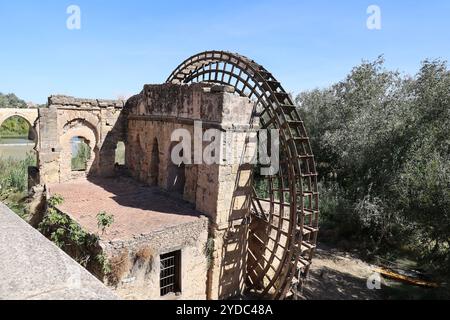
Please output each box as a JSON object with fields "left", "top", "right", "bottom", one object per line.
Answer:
{"left": 168, "top": 51, "right": 319, "bottom": 299}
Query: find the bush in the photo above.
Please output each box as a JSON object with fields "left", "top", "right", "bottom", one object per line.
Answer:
{"left": 0, "top": 92, "right": 27, "bottom": 109}
{"left": 296, "top": 57, "right": 450, "bottom": 275}
{"left": 0, "top": 117, "right": 30, "bottom": 137}
{"left": 0, "top": 153, "right": 35, "bottom": 193}
{"left": 96, "top": 211, "right": 115, "bottom": 235}
{"left": 39, "top": 195, "right": 112, "bottom": 280}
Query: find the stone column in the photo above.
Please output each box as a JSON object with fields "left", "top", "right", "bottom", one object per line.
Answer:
{"left": 37, "top": 106, "right": 61, "bottom": 184}
{"left": 197, "top": 88, "right": 257, "bottom": 300}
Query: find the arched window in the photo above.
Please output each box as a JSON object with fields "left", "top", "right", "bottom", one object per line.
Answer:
{"left": 115, "top": 141, "right": 126, "bottom": 166}
{"left": 71, "top": 136, "right": 91, "bottom": 172}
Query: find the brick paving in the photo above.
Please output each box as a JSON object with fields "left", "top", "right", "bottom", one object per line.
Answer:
{"left": 48, "top": 177, "right": 204, "bottom": 241}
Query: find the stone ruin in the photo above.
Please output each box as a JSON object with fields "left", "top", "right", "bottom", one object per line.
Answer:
{"left": 1, "top": 51, "right": 320, "bottom": 300}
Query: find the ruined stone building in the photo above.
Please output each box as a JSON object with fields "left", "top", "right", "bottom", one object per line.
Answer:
{"left": 0, "top": 51, "right": 319, "bottom": 300}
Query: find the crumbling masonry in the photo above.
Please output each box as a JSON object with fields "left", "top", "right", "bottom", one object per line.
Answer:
{"left": 1, "top": 51, "right": 319, "bottom": 300}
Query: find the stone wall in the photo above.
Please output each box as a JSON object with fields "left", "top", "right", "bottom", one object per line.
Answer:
{"left": 25, "top": 84, "right": 257, "bottom": 300}
{"left": 125, "top": 83, "right": 257, "bottom": 299}
{"left": 37, "top": 96, "right": 125, "bottom": 184}
{"left": 102, "top": 217, "right": 209, "bottom": 300}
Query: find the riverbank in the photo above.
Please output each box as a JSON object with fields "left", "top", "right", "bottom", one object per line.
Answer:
{"left": 0, "top": 154, "right": 36, "bottom": 219}
{"left": 0, "top": 137, "right": 35, "bottom": 160}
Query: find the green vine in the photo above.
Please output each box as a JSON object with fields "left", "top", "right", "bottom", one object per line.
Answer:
{"left": 96, "top": 211, "right": 115, "bottom": 235}
{"left": 96, "top": 253, "right": 111, "bottom": 275}
{"left": 39, "top": 194, "right": 113, "bottom": 278}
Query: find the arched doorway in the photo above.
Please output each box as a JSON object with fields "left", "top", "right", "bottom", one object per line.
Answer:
{"left": 59, "top": 120, "right": 98, "bottom": 182}
{"left": 71, "top": 136, "right": 91, "bottom": 172}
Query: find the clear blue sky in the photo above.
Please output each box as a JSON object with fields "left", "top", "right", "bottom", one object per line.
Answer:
{"left": 0, "top": 0, "right": 449, "bottom": 104}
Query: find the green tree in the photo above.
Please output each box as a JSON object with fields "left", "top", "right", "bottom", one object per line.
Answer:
{"left": 0, "top": 92, "right": 32, "bottom": 137}
{"left": 392, "top": 60, "right": 450, "bottom": 272}
{"left": 0, "top": 116, "right": 30, "bottom": 137}
{"left": 0, "top": 92, "right": 28, "bottom": 109}
{"left": 296, "top": 58, "right": 450, "bottom": 274}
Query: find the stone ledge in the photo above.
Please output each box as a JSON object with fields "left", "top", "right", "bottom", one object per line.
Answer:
{"left": 0, "top": 203, "right": 118, "bottom": 300}
{"left": 48, "top": 95, "right": 125, "bottom": 109}
{"left": 127, "top": 114, "right": 257, "bottom": 131}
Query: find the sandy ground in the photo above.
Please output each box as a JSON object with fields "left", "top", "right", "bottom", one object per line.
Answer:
{"left": 302, "top": 244, "right": 382, "bottom": 300}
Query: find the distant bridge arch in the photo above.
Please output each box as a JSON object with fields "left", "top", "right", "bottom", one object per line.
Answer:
{"left": 0, "top": 108, "right": 39, "bottom": 130}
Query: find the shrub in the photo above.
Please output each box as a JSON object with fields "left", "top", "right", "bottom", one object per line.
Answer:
{"left": 0, "top": 153, "right": 35, "bottom": 193}
{"left": 296, "top": 58, "right": 450, "bottom": 274}
{"left": 96, "top": 211, "right": 115, "bottom": 235}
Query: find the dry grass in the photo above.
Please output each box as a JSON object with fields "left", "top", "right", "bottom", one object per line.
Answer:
{"left": 134, "top": 247, "right": 154, "bottom": 277}
{"left": 135, "top": 247, "right": 153, "bottom": 262}
{"left": 108, "top": 249, "right": 130, "bottom": 286}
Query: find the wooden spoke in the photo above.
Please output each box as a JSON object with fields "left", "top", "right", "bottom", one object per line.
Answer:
{"left": 167, "top": 51, "right": 319, "bottom": 300}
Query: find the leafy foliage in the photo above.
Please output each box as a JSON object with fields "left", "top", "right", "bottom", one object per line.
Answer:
{"left": 296, "top": 57, "right": 450, "bottom": 274}
{"left": 204, "top": 237, "right": 215, "bottom": 269}
{"left": 0, "top": 153, "right": 35, "bottom": 193}
{"left": 96, "top": 253, "right": 112, "bottom": 275}
{"left": 39, "top": 195, "right": 97, "bottom": 252}
{"left": 0, "top": 153, "right": 36, "bottom": 219}
{"left": 0, "top": 92, "right": 27, "bottom": 109}
{"left": 0, "top": 116, "right": 30, "bottom": 137}
{"left": 39, "top": 195, "right": 114, "bottom": 277}
{"left": 48, "top": 194, "right": 64, "bottom": 207}
{"left": 96, "top": 211, "right": 115, "bottom": 235}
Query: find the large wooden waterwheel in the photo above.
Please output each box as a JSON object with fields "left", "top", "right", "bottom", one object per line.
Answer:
{"left": 168, "top": 51, "right": 319, "bottom": 299}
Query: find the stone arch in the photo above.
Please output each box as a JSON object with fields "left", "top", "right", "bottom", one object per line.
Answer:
{"left": 62, "top": 118, "right": 100, "bottom": 149}
{"left": 0, "top": 109, "right": 39, "bottom": 129}
{"left": 59, "top": 122, "right": 98, "bottom": 182}
{"left": 0, "top": 113, "right": 39, "bottom": 149}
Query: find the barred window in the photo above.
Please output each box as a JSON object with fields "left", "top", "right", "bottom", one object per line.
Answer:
{"left": 160, "top": 250, "right": 181, "bottom": 296}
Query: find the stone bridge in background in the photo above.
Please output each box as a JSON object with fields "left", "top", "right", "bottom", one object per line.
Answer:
{"left": 0, "top": 108, "right": 40, "bottom": 140}
{"left": 0, "top": 51, "right": 320, "bottom": 301}
{"left": 0, "top": 108, "right": 39, "bottom": 127}
{"left": 0, "top": 97, "right": 126, "bottom": 184}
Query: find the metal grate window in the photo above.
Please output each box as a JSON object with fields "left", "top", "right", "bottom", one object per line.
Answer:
{"left": 160, "top": 250, "right": 181, "bottom": 296}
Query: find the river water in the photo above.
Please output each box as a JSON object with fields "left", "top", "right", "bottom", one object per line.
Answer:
{"left": 0, "top": 137, "right": 88, "bottom": 161}
{"left": 0, "top": 137, "right": 36, "bottom": 160}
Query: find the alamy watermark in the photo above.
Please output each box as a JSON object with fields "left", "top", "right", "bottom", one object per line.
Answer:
{"left": 367, "top": 5, "right": 382, "bottom": 30}
{"left": 367, "top": 272, "right": 382, "bottom": 290}
{"left": 66, "top": 5, "right": 81, "bottom": 30}
{"left": 169, "top": 121, "right": 280, "bottom": 176}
